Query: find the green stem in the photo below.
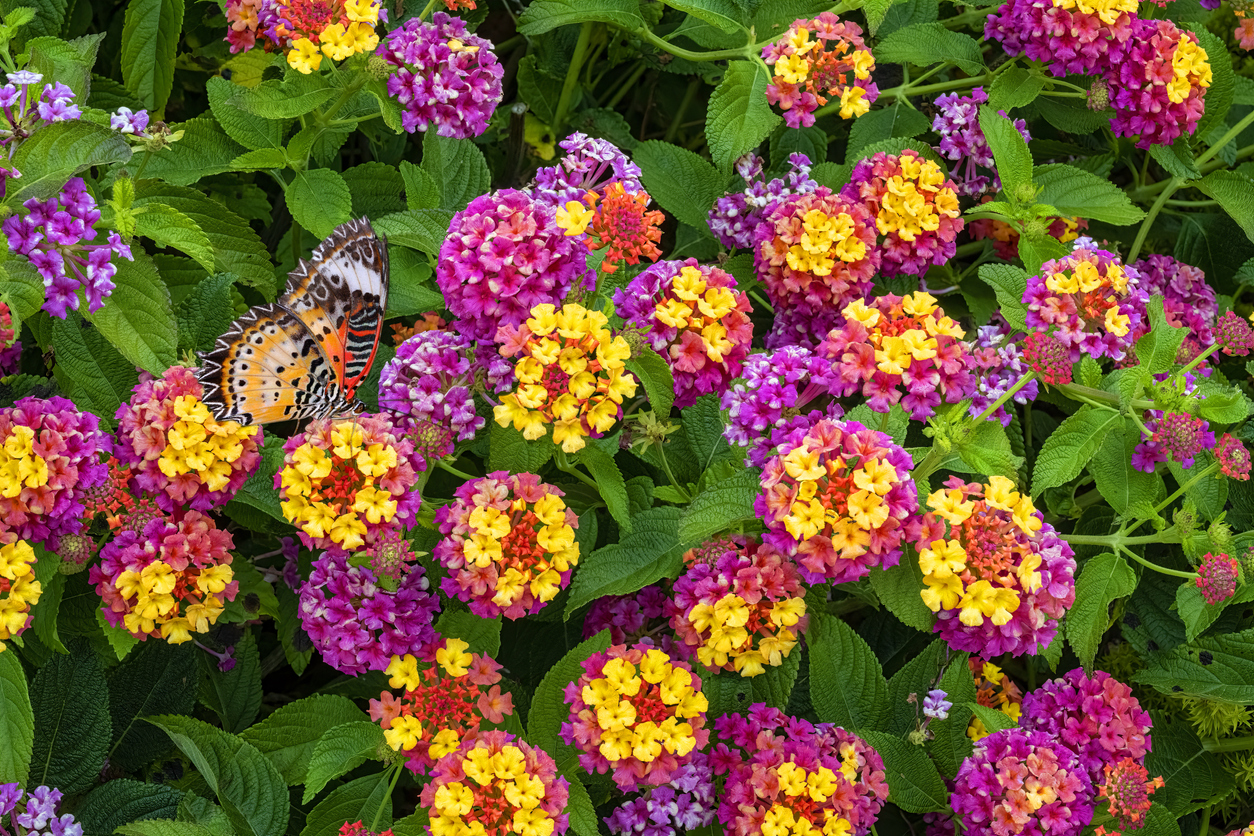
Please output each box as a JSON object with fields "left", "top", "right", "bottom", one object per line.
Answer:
{"left": 633, "top": 26, "right": 753, "bottom": 62}
{"left": 1196, "top": 108, "right": 1254, "bottom": 166}
{"left": 971, "top": 370, "right": 1036, "bottom": 425}
{"left": 1152, "top": 460, "right": 1220, "bottom": 515}
{"left": 1202, "top": 734, "right": 1254, "bottom": 753}
{"left": 1180, "top": 340, "right": 1222, "bottom": 376}
{"left": 290, "top": 218, "right": 302, "bottom": 267}
{"left": 606, "top": 62, "right": 648, "bottom": 110}
{"left": 1061, "top": 532, "right": 1172, "bottom": 547}
{"left": 658, "top": 445, "right": 691, "bottom": 502}
{"left": 1130, "top": 142, "right": 1254, "bottom": 201}
{"left": 133, "top": 150, "right": 152, "bottom": 182}
{"left": 554, "top": 23, "right": 594, "bottom": 135}
{"left": 436, "top": 459, "right": 478, "bottom": 481}
{"left": 1164, "top": 199, "right": 1219, "bottom": 208}
{"left": 816, "top": 74, "right": 987, "bottom": 118}
{"left": 371, "top": 763, "right": 403, "bottom": 831}
{"left": 1053, "top": 382, "right": 1155, "bottom": 411}
{"left": 1119, "top": 543, "right": 1198, "bottom": 580}
{"left": 749, "top": 290, "right": 774, "bottom": 313}
{"left": 665, "top": 77, "right": 700, "bottom": 143}
{"left": 1127, "top": 177, "right": 1181, "bottom": 263}
{"left": 318, "top": 74, "right": 367, "bottom": 129}
{"left": 416, "top": 0, "right": 437, "bottom": 21}
{"left": 557, "top": 454, "right": 600, "bottom": 492}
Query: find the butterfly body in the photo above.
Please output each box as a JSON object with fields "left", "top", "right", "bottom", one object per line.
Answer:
{"left": 197, "top": 217, "right": 388, "bottom": 426}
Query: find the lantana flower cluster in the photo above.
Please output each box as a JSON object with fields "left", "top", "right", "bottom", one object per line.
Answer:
{"left": 225, "top": 0, "right": 383, "bottom": 73}
{"left": 668, "top": 537, "right": 807, "bottom": 677}
{"left": 762, "top": 13, "right": 878, "bottom": 127}
{"left": 89, "top": 511, "right": 238, "bottom": 644}
{"left": 437, "top": 189, "right": 592, "bottom": 342}
{"left": 1195, "top": 551, "right": 1240, "bottom": 604}
{"left": 3, "top": 177, "right": 133, "bottom": 318}
{"left": 985, "top": 0, "right": 1137, "bottom": 77}
{"left": 1096, "top": 758, "right": 1163, "bottom": 835}
{"left": 561, "top": 644, "right": 710, "bottom": 791}
{"left": 614, "top": 260, "right": 753, "bottom": 408}
{"left": 967, "top": 322, "right": 1040, "bottom": 427}
{"left": 969, "top": 658, "right": 1024, "bottom": 740}
{"left": 583, "top": 583, "right": 672, "bottom": 647}
{"left": 0, "top": 536, "right": 39, "bottom": 651}
{"left": 493, "top": 303, "right": 637, "bottom": 453}
{"left": 419, "top": 730, "right": 570, "bottom": 836}
{"left": 1023, "top": 248, "right": 1148, "bottom": 362}
{"left": 433, "top": 471, "right": 579, "bottom": 619}
{"left": 1131, "top": 255, "right": 1217, "bottom": 354}
{"left": 708, "top": 152, "right": 817, "bottom": 249}
{"left": 917, "top": 476, "right": 1076, "bottom": 657}
{"left": 605, "top": 751, "right": 716, "bottom": 836}
{"left": 531, "top": 132, "right": 645, "bottom": 209}
{"left": 277, "top": 415, "right": 423, "bottom": 553}
{"left": 298, "top": 550, "right": 439, "bottom": 675}
{"left": 0, "top": 396, "right": 109, "bottom": 550}
{"left": 757, "top": 416, "right": 918, "bottom": 584}
{"left": 370, "top": 640, "right": 514, "bottom": 774}
{"left": 376, "top": 12, "right": 503, "bottom": 137}
{"left": 0, "top": 70, "right": 80, "bottom": 195}
{"left": 843, "top": 150, "right": 963, "bottom": 278}
{"left": 932, "top": 88, "right": 1031, "bottom": 196}
{"left": 1108, "top": 19, "right": 1212, "bottom": 148}
{"left": 555, "top": 181, "right": 664, "bottom": 275}
{"left": 819, "top": 293, "right": 975, "bottom": 420}
{"left": 713, "top": 704, "right": 889, "bottom": 836}
{"left": 115, "top": 366, "right": 261, "bottom": 514}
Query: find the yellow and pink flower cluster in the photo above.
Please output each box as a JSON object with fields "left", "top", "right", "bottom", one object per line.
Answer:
{"left": 224, "top": 0, "right": 382, "bottom": 74}
{"left": 762, "top": 12, "right": 878, "bottom": 127}
{"left": 0, "top": 535, "right": 40, "bottom": 651}
{"left": 494, "top": 303, "right": 637, "bottom": 453}
{"left": 561, "top": 644, "right": 709, "bottom": 791}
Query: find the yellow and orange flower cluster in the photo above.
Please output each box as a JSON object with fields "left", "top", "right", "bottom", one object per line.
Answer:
{"left": 224, "top": 0, "right": 382, "bottom": 72}
{"left": 0, "top": 536, "right": 40, "bottom": 651}
{"left": 278, "top": 414, "right": 424, "bottom": 553}
{"left": 555, "top": 183, "right": 664, "bottom": 274}
{"left": 561, "top": 644, "right": 709, "bottom": 791}
{"left": 370, "top": 640, "right": 515, "bottom": 775}
{"left": 494, "top": 304, "right": 637, "bottom": 453}
{"left": 157, "top": 396, "right": 260, "bottom": 494}
{"left": 968, "top": 658, "right": 1024, "bottom": 740}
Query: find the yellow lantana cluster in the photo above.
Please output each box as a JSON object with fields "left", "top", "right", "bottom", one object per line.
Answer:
{"left": 688, "top": 592, "right": 806, "bottom": 676}
{"left": 873, "top": 153, "right": 960, "bottom": 243}
{"left": 159, "top": 396, "right": 259, "bottom": 492}
{"left": 763, "top": 761, "right": 856, "bottom": 836}
{"left": 1044, "top": 257, "right": 1134, "bottom": 337}
{"left": 283, "top": 0, "right": 382, "bottom": 74}
{"left": 0, "top": 425, "right": 47, "bottom": 499}
{"left": 494, "top": 303, "right": 637, "bottom": 453}
{"left": 786, "top": 209, "right": 868, "bottom": 277}
{"left": 1167, "top": 35, "right": 1212, "bottom": 105}
{"left": 968, "top": 658, "right": 1024, "bottom": 740}
{"left": 0, "top": 537, "right": 40, "bottom": 650}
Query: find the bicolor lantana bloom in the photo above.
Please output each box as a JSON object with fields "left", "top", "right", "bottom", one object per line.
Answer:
{"left": 1107, "top": 19, "right": 1211, "bottom": 148}
{"left": 969, "top": 658, "right": 1024, "bottom": 740}
{"left": 757, "top": 416, "right": 918, "bottom": 584}
{"left": 0, "top": 535, "right": 39, "bottom": 652}
{"left": 277, "top": 414, "right": 424, "bottom": 553}
{"left": 985, "top": 0, "right": 1137, "bottom": 77}
{"left": 433, "top": 471, "right": 579, "bottom": 619}
{"left": 932, "top": 88, "right": 1032, "bottom": 196}
{"left": 560, "top": 644, "right": 709, "bottom": 791}
{"left": 1023, "top": 248, "right": 1148, "bottom": 362}
{"left": 530, "top": 132, "right": 645, "bottom": 209}
{"left": 225, "top": 0, "right": 384, "bottom": 72}
{"left": 762, "top": 13, "right": 878, "bottom": 127}
{"left": 493, "top": 303, "right": 637, "bottom": 453}
{"left": 707, "top": 152, "right": 818, "bottom": 250}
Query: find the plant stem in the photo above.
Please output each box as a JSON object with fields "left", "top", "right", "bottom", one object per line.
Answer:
{"left": 1196, "top": 109, "right": 1254, "bottom": 166}
{"left": 416, "top": 0, "right": 437, "bottom": 21}
{"left": 606, "top": 62, "right": 648, "bottom": 110}
{"left": 1127, "top": 177, "right": 1180, "bottom": 262}
{"left": 633, "top": 26, "right": 753, "bottom": 62}
{"left": 658, "top": 445, "right": 691, "bottom": 502}
{"left": 371, "top": 763, "right": 403, "bottom": 831}
{"left": 970, "top": 370, "right": 1036, "bottom": 425}
{"left": 665, "top": 77, "right": 700, "bottom": 143}
{"left": 1119, "top": 543, "right": 1198, "bottom": 580}
{"left": 436, "top": 459, "right": 478, "bottom": 481}
{"left": 1151, "top": 460, "right": 1220, "bottom": 516}
{"left": 1053, "top": 382, "right": 1155, "bottom": 411}
{"left": 1061, "top": 532, "right": 1172, "bottom": 547}
{"left": 554, "top": 23, "right": 594, "bottom": 135}
{"left": 132, "top": 150, "right": 152, "bottom": 181}
{"left": 1202, "top": 734, "right": 1254, "bottom": 753}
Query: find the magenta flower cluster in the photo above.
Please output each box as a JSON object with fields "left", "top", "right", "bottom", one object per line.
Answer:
{"left": 3, "top": 177, "right": 134, "bottom": 318}
{"left": 707, "top": 153, "right": 818, "bottom": 250}
{"left": 375, "top": 12, "right": 503, "bottom": 138}
{"left": 297, "top": 550, "right": 440, "bottom": 676}
{"left": 1023, "top": 248, "right": 1148, "bottom": 363}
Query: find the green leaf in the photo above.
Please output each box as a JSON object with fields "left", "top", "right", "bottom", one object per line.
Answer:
{"left": 50, "top": 314, "right": 139, "bottom": 421}
{"left": 177, "top": 273, "right": 238, "bottom": 354}
{"left": 198, "top": 629, "right": 262, "bottom": 733}
{"left": 527, "top": 630, "right": 612, "bottom": 753}
{"left": 987, "top": 67, "right": 1045, "bottom": 111}
{"left": 859, "top": 730, "right": 948, "bottom": 812}
{"left": 301, "top": 772, "right": 393, "bottom": 836}
{"left": 138, "top": 118, "right": 248, "bottom": 187}
{"left": 1196, "top": 171, "right": 1254, "bottom": 244}
{"left": 664, "top": 0, "right": 745, "bottom": 31}
{"left": 0, "top": 254, "right": 47, "bottom": 324}
{"left": 875, "top": 23, "right": 984, "bottom": 75}
{"left": 1089, "top": 421, "right": 1161, "bottom": 514}
{"left": 1031, "top": 405, "right": 1121, "bottom": 494}
{"left": 74, "top": 780, "right": 183, "bottom": 835}
{"left": 1066, "top": 552, "right": 1136, "bottom": 669}
{"left": 1136, "top": 296, "right": 1188, "bottom": 373}
{"left": 677, "top": 467, "right": 759, "bottom": 543}
{"left": 1176, "top": 578, "right": 1254, "bottom": 643}
{"left": 385, "top": 249, "right": 440, "bottom": 317}
{"left": 26, "top": 33, "right": 104, "bottom": 100}
{"left": 1032, "top": 164, "right": 1146, "bottom": 226}
{"left": 1136, "top": 627, "right": 1254, "bottom": 704}
{"left": 1168, "top": 458, "right": 1226, "bottom": 521}
{"left": 96, "top": 607, "right": 141, "bottom": 661}
{"left": 30, "top": 565, "right": 64, "bottom": 654}
{"left": 1150, "top": 141, "right": 1201, "bottom": 181}
{"left": 136, "top": 202, "right": 216, "bottom": 272}
{"left": 434, "top": 610, "right": 502, "bottom": 657}
{"left": 240, "top": 695, "right": 369, "bottom": 786}
{"left": 374, "top": 209, "right": 455, "bottom": 256}
{"left": 702, "top": 646, "right": 802, "bottom": 718}
{"left": 807, "top": 612, "right": 888, "bottom": 732}
{"left": 233, "top": 74, "right": 334, "bottom": 120}
{"left": 206, "top": 76, "right": 284, "bottom": 152}
{"left": 1191, "top": 27, "right": 1233, "bottom": 142}
{"left": 87, "top": 252, "right": 177, "bottom": 374}
{"left": 107, "top": 641, "right": 199, "bottom": 772}
{"left": 955, "top": 420, "right": 1022, "bottom": 479}
{"left": 563, "top": 773, "right": 599, "bottom": 836}
{"left": 517, "top": 0, "right": 646, "bottom": 33}
{"left": 625, "top": 346, "right": 676, "bottom": 417}
{"left": 979, "top": 106, "right": 1032, "bottom": 198}
{"left": 845, "top": 102, "right": 931, "bottom": 160}
{"left": 579, "top": 444, "right": 632, "bottom": 531}
{"left": 422, "top": 133, "right": 491, "bottom": 213}
{"left": 967, "top": 703, "right": 1017, "bottom": 735}
{"left": 120, "top": 0, "right": 183, "bottom": 110}
{"left": 976, "top": 263, "right": 1030, "bottom": 331}
{"left": 634, "top": 139, "right": 726, "bottom": 234}
{"left": 1144, "top": 715, "right": 1234, "bottom": 815}
{"left": 116, "top": 822, "right": 221, "bottom": 836}
{"left": 487, "top": 421, "right": 555, "bottom": 474}
{"left": 1018, "top": 230, "right": 1068, "bottom": 276}
{"left": 4, "top": 120, "right": 130, "bottom": 206}
{"left": 706, "top": 61, "right": 782, "bottom": 173}
{"left": 0, "top": 0, "right": 65, "bottom": 39}
{"left": 287, "top": 168, "right": 354, "bottom": 241}
{"left": 681, "top": 394, "right": 732, "bottom": 471}
{"left": 229, "top": 148, "right": 288, "bottom": 171}
{"left": 884, "top": 640, "right": 947, "bottom": 735}
{"left": 1035, "top": 94, "right": 1111, "bottom": 135}
{"left": 30, "top": 640, "right": 111, "bottom": 794}
{"left": 224, "top": 443, "right": 286, "bottom": 524}
{"left": 565, "top": 507, "right": 685, "bottom": 616}
{"left": 302, "top": 721, "right": 386, "bottom": 804}
{"left": 343, "top": 162, "right": 406, "bottom": 219}
{"left": 867, "top": 555, "right": 936, "bottom": 633}
{"left": 517, "top": 56, "right": 562, "bottom": 125}
{"left": 1195, "top": 382, "right": 1250, "bottom": 424}
{"left": 0, "top": 649, "right": 33, "bottom": 785}
{"left": 147, "top": 715, "right": 289, "bottom": 836}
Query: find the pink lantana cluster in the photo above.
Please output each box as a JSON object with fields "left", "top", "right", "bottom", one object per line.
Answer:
{"left": 916, "top": 476, "right": 1076, "bottom": 657}
{"left": 1108, "top": 19, "right": 1212, "bottom": 148}
{"left": 1195, "top": 551, "right": 1240, "bottom": 604}
{"left": 613, "top": 259, "right": 753, "bottom": 409}
{"left": 1130, "top": 255, "right": 1217, "bottom": 355}
{"left": 818, "top": 292, "right": 975, "bottom": 420}
{"left": 713, "top": 704, "right": 889, "bottom": 836}
{"left": 985, "top": 0, "right": 1137, "bottom": 77}
{"left": 1023, "top": 248, "right": 1148, "bottom": 362}
{"left": 761, "top": 13, "right": 879, "bottom": 127}
{"left": 756, "top": 416, "right": 918, "bottom": 584}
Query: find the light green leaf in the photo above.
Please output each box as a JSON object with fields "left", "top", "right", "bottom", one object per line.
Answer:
{"left": 230, "top": 148, "right": 289, "bottom": 171}
{"left": 0, "top": 650, "right": 33, "bottom": 785}
{"left": 955, "top": 420, "right": 1023, "bottom": 479}
{"left": 979, "top": 106, "right": 1032, "bottom": 198}
{"left": 517, "top": 56, "right": 562, "bottom": 125}
{"left": 1196, "top": 171, "right": 1254, "bottom": 244}
{"left": 96, "top": 608, "right": 141, "bottom": 661}
{"left": 677, "top": 467, "right": 759, "bottom": 543}
{"left": 976, "top": 263, "right": 1029, "bottom": 331}
{"left": 287, "top": 169, "right": 353, "bottom": 240}
{"left": 808, "top": 612, "right": 887, "bottom": 732}
{"left": 967, "top": 704, "right": 1017, "bottom": 735}
{"left": 120, "top": 0, "right": 183, "bottom": 110}
{"left": 385, "top": 249, "right": 440, "bottom": 318}
{"left": 1032, "top": 164, "right": 1146, "bottom": 226}
{"left": 206, "top": 76, "right": 284, "bottom": 152}
{"left": 86, "top": 252, "right": 176, "bottom": 374}
{"left": 0, "top": 255, "right": 46, "bottom": 324}
{"left": 1135, "top": 296, "right": 1187, "bottom": 373}
{"left": 26, "top": 33, "right": 104, "bottom": 100}
{"left": 487, "top": 421, "right": 555, "bottom": 474}
{"left": 634, "top": 139, "right": 726, "bottom": 233}
{"left": 565, "top": 508, "right": 685, "bottom": 616}
{"left": 1150, "top": 141, "right": 1201, "bottom": 181}
{"left": 1191, "top": 27, "right": 1233, "bottom": 141}
{"left": 1066, "top": 552, "right": 1136, "bottom": 669}
{"left": 240, "top": 695, "right": 368, "bottom": 786}
{"left": 987, "top": 67, "right": 1045, "bottom": 111}
{"left": 136, "top": 203, "right": 216, "bottom": 272}
{"left": 374, "top": 209, "right": 455, "bottom": 255}
{"left": 527, "top": 630, "right": 612, "bottom": 753}
{"left": 580, "top": 444, "right": 632, "bottom": 532}
{"left": 663, "top": 0, "right": 746, "bottom": 32}
{"left": 302, "top": 721, "right": 386, "bottom": 804}
{"left": 625, "top": 345, "right": 676, "bottom": 417}
{"left": 875, "top": 24, "right": 984, "bottom": 75}
{"left": 706, "top": 60, "right": 781, "bottom": 173}
{"left": 4, "top": 120, "right": 130, "bottom": 206}
{"left": 1089, "top": 420, "right": 1161, "bottom": 514}
{"left": 139, "top": 118, "right": 248, "bottom": 187}
{"left": 1168, "top": 458, "right": 1226, "bottom": 522}
{"left": 1031, "top": 405, "right": 1121, "bottom": 495}
{"left": 422, "top": 132, "right": 491, "bottom": 213}
{"left": 233, "top": 74, "right": 334, "bottom": 120}
{"left": 517, "top": 0, "right": 646, "bottom": 34}
{"left": 859, "top": 730, "right": 948, "bottom": 812}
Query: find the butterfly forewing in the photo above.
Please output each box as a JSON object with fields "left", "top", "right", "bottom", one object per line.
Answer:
{"left": 279, "top": 217, "right": 389, "bottom": 399}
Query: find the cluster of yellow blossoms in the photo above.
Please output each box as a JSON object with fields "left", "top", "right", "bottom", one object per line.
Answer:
{"left": 283, "top": 0, "right": 382, "bottom": 74}
{"left": 968, "top": 658, "right": 1024, "bottom": 740}
{"left": 159, "top": 396, "right": 259, "bottom": 493}
{"left": 0, "top": 537, "right": 39, "bottom": 650}
{"left": 763, "top": 761, "right": 858, "bottom": 836}
{"left": 494, "top": 304, "right": 637, "bottom": 453}
{"left": 0, "top": 426, "right": 46, "bottom": 497}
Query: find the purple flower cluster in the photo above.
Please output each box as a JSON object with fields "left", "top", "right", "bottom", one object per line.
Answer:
{"left": 530, "top": 132, "right": 645, "bottom": 208}
{"left": 379, "top": 329, "right": 511, "bottom": 445}
{"left": 604, "top": 752, "right": 717, "bottom": 836}
{"left": 720, "top": 346, "right": 842, "bottom": 467}
{"left": 1131, "top": 254, "right": 1217, "bottom": 349}
{"left": 436, "top": 188, "right": 592, "bottom": 342}
{"left": 583, "top": 584, "right": 671, "bottom": 645}
{"left": 3, "top": 177, "right": 133, "bottom": 318}
{"left": 0, "top": 70, "right": 81, "bottom": 198}
{"left": 932, "top": 88, "right": 1031, "bottom": 196}
{"left": 375, "top": 12, "right": 503, "bottom": 138}
{"left": 966, "top": 323, "right": 1040, "bottom": 426}
{"left": 0, "top": 783, "right": 82, "bottom": 836}
{"left": 984, "top": 0, "right": 1137, "bottom": 78}
{"left": 298, "top": 551, "right": 441, "bottom": 676}
{"left": 707, "top": 153, "right": 817, "bottom": 249}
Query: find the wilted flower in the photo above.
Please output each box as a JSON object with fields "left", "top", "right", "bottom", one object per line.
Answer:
{"left": 762, "top": 13, "right": 878, "bottom": 127}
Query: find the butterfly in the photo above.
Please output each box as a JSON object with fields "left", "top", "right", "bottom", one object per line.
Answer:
{"left": 197, "top": 217, "right": 389, "bottom": 426}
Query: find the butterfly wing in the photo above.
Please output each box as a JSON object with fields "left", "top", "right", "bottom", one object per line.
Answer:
{"left": 197, "top": 303, "right": 349, "bottom": 425}
{"left": 278, "top": 217, "right": 389, "bottom": 399}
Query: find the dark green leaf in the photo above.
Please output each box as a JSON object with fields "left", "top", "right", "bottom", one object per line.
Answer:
{"left": 434, "top": 610, "right": 502, "bottom": 657}
{"left": 634, "top": 139, "right": 726, "bottom": 233}
{"left": 517, "top": 0, "right": 646, "bottom": 34}
{"left": 706, "top": 61, "right": 781, "bottom": 173}
{"left": 176, "top": 273, "right": 238, "bottom": 355}
{"left": 75, "top": 780, "right": 183, "bottom": 835}
{"left": 302, "top": 721, "right": 386, "bottom": 804}
{"left": 860, "top": 730, "right": 948, "bottom": 812}
{"left": 875, "top": 24, "right": 984, "bottom": 75}
{"left": 206, "top": 76, "right": 285, "bottom": 152}
{"left": 422, "top": 132, "right": 491, "bottom": 213}
{"left": 30, "top": 641, "right": 111, "bottom": 794}
{"left": 1066, "top": 552, "right": 1136, "bottom": 669}
{"left": 107, "top": 641, "right": 199, "bottom": 772}
{"left": 1136, "top": 627, "right": 1254, "bottom": 704}
{"left": 565, "top": 507, "right": 685, "bottom": 616}
{"left": 976, "top": 263, "right": 1029, "bottom": 331}
{"left": 1089, "top": 420, "right": 1161, "bottom": 514}
{"left": 677, "top": 467, "right": 759, "bottom": 543}
{"left": 198, "top": 630, "right": 261, "bottom": 734}
{"left": 580, "top": 444, "right": 632, "bottom": 531}
{"left": 846, "top": 103, "right": 931, "bottom": 159}
{"left": 527, "top": 630, "right": 612, "bottom": 753}
{"left": 624, "top": 345, "right": 675, "bottom": 417}
{"left": 1144, "top": 715, "right": 1234, "bottom": 814}
{"left": 867, "top": 555, "right": 936, "bottom": 633}
{"left": 300, "top": 772, "right": 393, "bottom": 836}
{"left": 1196, "top": 171, "right": 1254, "bottom": 244}
{"left": 487, "top": 421, "right": 555, "bottom": 474}
{"left": 87, "top": 252, "right": 177, "bottom": 374}
{"left": 50, "top": 314, "right": 139, "bottom": 421}
{"left": 808, "top": 612, "right": 888, "bottom": 732}
{"left": 120, "top": 0, "right": 183, "bottom": 110}
{"left": 0, "top": 649, "right": 33, "bottom": 784}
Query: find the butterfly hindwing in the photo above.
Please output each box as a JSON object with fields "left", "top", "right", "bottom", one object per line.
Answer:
{"left": 279, "top": 217, "right": 389, "bottom": 398}
{"left": 197, "top": 303, "right": 348, "bottom": 426}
